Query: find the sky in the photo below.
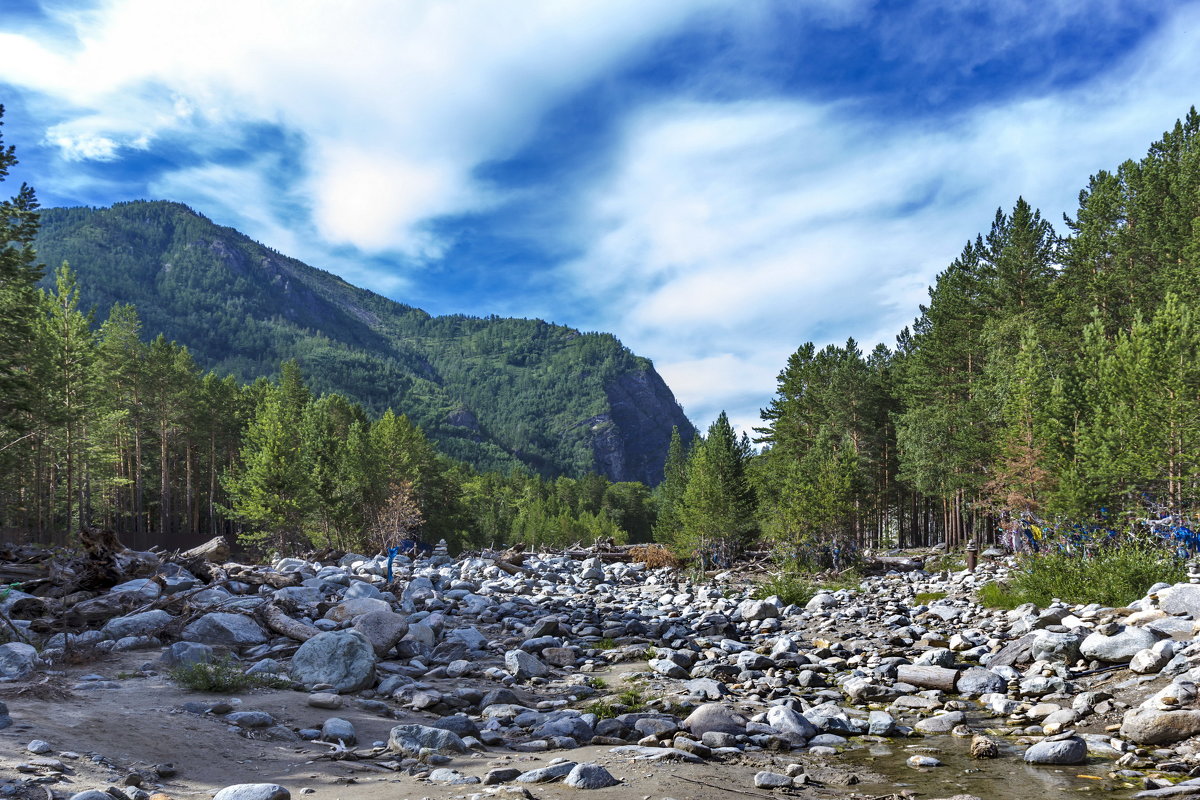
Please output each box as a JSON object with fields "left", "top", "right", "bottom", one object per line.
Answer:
{"left": 1, "top": 0, "right": 1199, "bottom": 436}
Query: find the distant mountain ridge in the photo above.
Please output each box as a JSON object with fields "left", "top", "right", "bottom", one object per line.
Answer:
{"left": 33, "top": 200, "right": 695, "bottom": 483}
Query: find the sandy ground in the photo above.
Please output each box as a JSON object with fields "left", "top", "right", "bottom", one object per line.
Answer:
{"left": 0, "top": 651, "right": 889, "bottom": 800}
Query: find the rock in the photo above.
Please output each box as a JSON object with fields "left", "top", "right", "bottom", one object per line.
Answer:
{"left": 684, "top": 703, "right": 748, "bottom": 737}
{"left": 351, "top": 610, "right": 408, "bottom": 656}
{"left": 504, "top": 649, "right": 550, "bottom": 680}
{"left": 868, "top": 710, "right": 897, "bottom": 736}
{"left": 1131, "top": 646, "right": 1172, "bottom": 675}
{"left": 737, "top": 599, "right": 779, "bottom": 621}
{"left": 955, "top": 667, "right": 1006, "bottom": 695}
{"left": 914, "top": 711, "right": 966, "bottom": 734}
{"left": 970, "top": 735, "right": 999, "bottom": 758}
{"left": 27, "top": 739, "right": 52, "bottom": 754}
{"left": 159, "top": 641, "right": 214, "bottom": 667}
{"left": 564, "top": 763, "right": 620, "bottom": 789}
{"left": 68, "top": 793, "right": 113, "bottom": 800}
{"left": 649, "top": 657, "right": 688, "bottom": 679}
{"left": 1030, "top": 630, "right": 1084, "bottom": 663}
{"left": 289, "top": 630, "right": 376, "bottom": 692}
{"left": 427, "top": 768, "right": 479, "bottom": 785}
{"left": 908, "top": 755, "right": 943, "bottom": 767}
{"left": 325, "top": 597, "right": 391, "bottom": 623}
{"left": 484, "top": 767, "right": 522, "bottom": 784}
{"left": 226, "top": 711, "right": 275, "bottom": 728}
{"left": 181, "top": 612, "right": 268, "bottom": 647}
{"left": 754, "top": 771, "right": 794, "bottom": 788}
{"left": 212, "top": 785, "right": 291, "bottom": 800}
{"left": 0, "top": 642, "right": 39, "bottom": 680}
{"left": 1161, "top": 583, "right": 1200, "bottom": 617}
{"left": 806, "top": 592, "right": 837, "bottom": 611}
{"left": 684, "top": 677, "right": 729, "bottom": 700}
{"left": 306, "top": 693, "right": 343, "bottom": 710}
{"left": 516, "top": 761, "right": 578, "bottom": 782}
{"left": 1121, "top": 707, "right": 1200, "bottom": 745}
{"left": 102, "top": 609, "right": 174, "bottom": 640}
{"left": 320, "top": 717, "right": 356, "bottom": 745}
{"left": 387, "top": 723, "right": 469, "bottom": 757}
{"left": 1023, "top": 737, "right": 1087, "bottom": 765}
{"left": 766, "top": 705, "right": 817, "bottom": 738}
{"left": 1080, "top": 626, "right": 1162, "bottom": 663}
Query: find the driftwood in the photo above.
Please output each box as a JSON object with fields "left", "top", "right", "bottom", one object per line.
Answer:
{"left": 256, "top": 602, "right": 320, "bottom": 642}
{"left": 492, "top": 558, "right": 535, "bottom": 577}
{"left": 895, "top": 664, "right": 959, "bottom": 692}
{"left": 180, "top": 535, "right": 231, "bottom": 563}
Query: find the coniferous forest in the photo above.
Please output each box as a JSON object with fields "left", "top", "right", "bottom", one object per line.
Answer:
{"left": 4, "top": 103, "right": 1200, "bottom": 563}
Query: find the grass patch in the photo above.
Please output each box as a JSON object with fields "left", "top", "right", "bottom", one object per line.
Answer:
{"left": 584, "top": 687, "right": 647, "bottom": 719}
{"left": 914, "top": 591, "right": 948, "bottom": 605}
{"left": 752, "top": 572, "right": 815, "bottom": 607}
{"left": 820, "top": 569, "right": 863, "bottom": 592}
{"left": 977, "top": 541, "right": 1186, "bottom": 608}
{"left": 594, "top": 637, "right": 618, "bottom": 651}
{"left": 585, "top": 676, "right": 607, "bottom": 690}
{"left": 168, "top": 657, "right": 291, "bottom": 692}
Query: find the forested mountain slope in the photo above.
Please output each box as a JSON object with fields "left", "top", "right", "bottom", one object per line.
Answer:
{"left": 33, "top": 201, "right": 693, "bottom": 483}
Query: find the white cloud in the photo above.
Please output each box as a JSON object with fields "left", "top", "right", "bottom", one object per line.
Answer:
{"left": 563, "top": 2, "right": 1200, "bottom": 431}
{"left": 0, "top": 0, "right": 729, "bottom": 258}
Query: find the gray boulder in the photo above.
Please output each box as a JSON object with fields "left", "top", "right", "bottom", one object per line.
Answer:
{"left": 321, "top": 717, "right": 356, "bottom": 745}
{"left": 289, "top": 630, "right": 376, "bottom": 692}
{"left": 505, "top": 649, "right": 549, "bottom": 680}
{"left": 737, "top": 598, "right": 778, "bottom": 621}
{"left": 159, "top": 641, "right": 214, "bottom": 668}
{"left": 1080, "top": 626, "right": 1162, "bottom": 663}
{"left": 1161, "top": 583, "right": 1200, "bottom": 618}
{"left": 181, "top": 612, "right": 268, "bottom": 647}
{"left": 1121, "top": 707, "right": 1200, "bottom": 745}
{"left": 0, "top": 642, "right": 38, "bottom": 680}
{"left": 564, "top": 763, "right": 620, "bottom": 789}
{"left": 212, "top": 785, "right": 290, "bottom": 800}
{"left": 914, "top": 711, "right": 966, "bottom": 734}
{"left": 1024, "top": 737, "right": 1087, "bottom": 764}
{"left": 388, "top": 723, "right": 469, "bottom": 757}
{"left": 1031, "top": 630, "right": 1084, "bottom": 663}
{"left": 766, "top": 705, "right": 816, "bottom": 738}
{"left": 956, "top": 667, "right": 1007, "bottom": 695}
{"left": 101, "top": 609, "right": 174, "bottom": 640}
{"left": 684, "top": 703, "right": 748, "bottom": 737}
{"left": 351, "top": 610, "right": 408, "bottom": 656}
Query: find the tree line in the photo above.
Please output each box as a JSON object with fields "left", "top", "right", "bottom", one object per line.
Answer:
{"left": 654, "top": 107, "right": 1200, "bottom": 568}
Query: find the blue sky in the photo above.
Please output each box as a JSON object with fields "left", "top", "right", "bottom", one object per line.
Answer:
{"left": 1, "top": 1, "right": 1198, "bottom": 435}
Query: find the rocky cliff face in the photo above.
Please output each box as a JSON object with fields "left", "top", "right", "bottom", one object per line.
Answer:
{"left": 595, "top": 369, "right": 696, "bottom": 485}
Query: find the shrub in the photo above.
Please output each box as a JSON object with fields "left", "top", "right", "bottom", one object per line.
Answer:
{"left": 168, "top": 657, "right": 290, "bottom": 692}
{"left": 594, "top": 637, "right": 618, "bottom": 650}
{"left": 628, "top": 544, "right": 682, "bottom": 569}
{"left": 914, "top": 591, "right": 948, "bottom": 605}
{"left": 978, "top": 540, "right": 1185, "bottom": 608}
{"left": 753, "top": 572, "right": 815, "bottom": 607}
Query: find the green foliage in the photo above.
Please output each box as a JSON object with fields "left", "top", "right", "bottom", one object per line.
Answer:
{"left": 32, "top": 201, "right": 692, "bottom": 484}
{"left": 594, "top": 637, "right": 618, "bottom": 650}
{"left": 981, "top": 541, "right": 1186, "bottom": 608}
{"left": 914, "top": 591, "right": 948, "bottom": 604}
{"left": 671, "top": 412, "right": 756, "bottom": 561}
{"left": 752, "top": 572, "right": 814, "bottom": 607}
{"left": 585, "top": 686, "right": 647, "bottom": 719}
{"left": 168, "top": 657, "right": 291, "bottom": 692}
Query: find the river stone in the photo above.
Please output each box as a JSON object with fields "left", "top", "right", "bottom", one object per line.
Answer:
{"left": 0, "top": 642, "right": 39, "bottom": 680}
{"left": 505, "top": 649, "right": 549, "bottom": 680}
{"left": 1031, "top": 630, "right": 1084, "bottom": 663}
{"left": 737, "top": 599, "right": 778, "bottom": 621}
{"left": 388, "top": 723, "right": 469, "bottom": 757}
{"left": 914, "top": 711, "right": 966, "bottom": 734}
{"left": 987, "top": 633, "right": 1035, "bottom": 668}
{"left": 325, "top": 597, "right": 391, "bottom": 623}
{"left": 1081, "top": 626, "right": 1162, "bottom": 663}
{"left": 685, "top": 703, "right": 748, "bottom": 736}
{"left": 1023, "top": 737, "right": 1086, "bottom": 764}
{"left": 806, "top": 592, "right": 837, "bottom": 611}
{"left": 212, "top": 784, "right": 290, "bottom": 800}
{"left": 1121, "top": 707, "right": 1200, "bottom": 745}
{"left": 517, "top": 761, "right": 578, "bottom": 783}
{"left": 766, "top": 705, "right": 817, "bottom": 738}
{"left": 351, "top": 610, "right": 408, "bottom": 656}
{"left": 1161, "top": 583, "right": 1200, "bottom": 618}
{"left": 649, "top": 657, "right": 688, "bottom": 679}
{"left": 1131, "top": 646, "right": 1172, "bottom": 675}
{"left": 181, "top": 612, "right": 268, "bottom": 647}
{"left": 956, "top": 667, "right": 1006, "bottom": 695}
{"left": 159, "top": 641, "right": 214, "bottom": 667}
{"left": 564, "top": 763, "right": 620, "bottom": 789}
{"left": 754, "top": 771, "right": 794, "bottom": 788}
{"left": 320, "top": 717, "right": 356, "bottom": 744}
{"left": 101, "top": 609, "right": 174, "bottom": 640}
{"left": 289, "top": 630, "right": 376, "bottom": 692}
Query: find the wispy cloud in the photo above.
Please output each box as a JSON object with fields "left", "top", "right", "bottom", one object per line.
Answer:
{"left": 561, "top": 3, "right": 1200, "bottom": 434}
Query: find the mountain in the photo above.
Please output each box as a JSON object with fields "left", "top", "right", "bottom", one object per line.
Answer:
{"left": 33, "top": 201, "right": 695, "bottom": 483}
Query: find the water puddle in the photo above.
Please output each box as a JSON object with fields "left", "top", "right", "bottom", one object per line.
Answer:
{"left": 837, "top": 734, "right": 1139, "bottom": 799}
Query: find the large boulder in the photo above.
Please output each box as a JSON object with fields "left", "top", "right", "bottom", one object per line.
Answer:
{"left": 766, "top": 705, "right": 816, "bottom": 738}
{"left": 101, "top": 609, "right": 175, "bottom": 640}
{"left": 351, "top": 610, "right": 408, "bottom": 657}
{"left": 1161, "top": 583, "right": 1200, "bottom": 618}
{"left": 1030, "top": 630, "right": 1084, "bottom": 664}
{"left": 324, "top": 597, "right": 391, "bottom": 623}
{"left": 505, "top": 649, "right": 549, "bottom": 680}
{"left": 1080, "top": 626, "right": 1162, "bottom": 663}
{"left": 956, "top": 667, "right": 1007, "bottom": 696}
{"left": 1121, "top": 707, "right": 1200, "bottom": 745}
{"left": 0, "top": 642, "right": 38, "bottom": 680}
{"left": 289, "top": 630, "right": 376, "bottom": 692}
{"left": 181, "top": 612, "right": 268, "bottom": 647}
{"left": 1024, "top": 737, "right": 1086, "bottom": 765}
{"left": 684, "top": 703, "right": 748, "bottom": 737}
{"left": 388, "top": 723, "right": 469, "bottom": 757}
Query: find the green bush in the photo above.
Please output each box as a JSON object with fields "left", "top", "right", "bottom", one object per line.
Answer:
{"left": 914, "top": 591, "right": 947, "bottom": 605}
{"left": 753, "top": 572, "right": 815, "bottom": 607}
{"left": 978, "top": 540, "right": 1186, "bottom": 608}
{"left": 168, "top": 657, "right": 291, "bottom": 692}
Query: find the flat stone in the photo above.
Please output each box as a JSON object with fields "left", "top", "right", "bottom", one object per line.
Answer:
{"left": 387, "top": 723, "right": 469, "bottom": 757}
{"left": 212, "top": 785, "right": 291, "bottom": 800}
{"left": 1081, "top": 627, "right": 1161, "bottom": 663}
{"left": 181, "top": 612, "right": 268, "bottom": 647}
{"left": 754, "top": 771, "right": 793, "bottom": 788}
{"left": 1024, "top": 737, "right": 1087, "bottom": 764}
{"left": 914, "top": 711, "right": 966, "bottom": 734}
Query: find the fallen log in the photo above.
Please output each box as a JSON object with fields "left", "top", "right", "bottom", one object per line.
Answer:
{"left": 181, "top": 536, "right": 231, "bottom": 563}
{"left": 895, "top": 664, "right": 958, "bottom": 692}
{"left": 492, "top": 559, "right": 535, "bottom": 577}
{"left": 256, "top": 602, "right": 320, "bottom": 642}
